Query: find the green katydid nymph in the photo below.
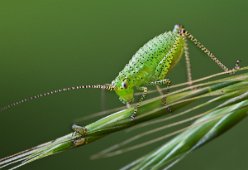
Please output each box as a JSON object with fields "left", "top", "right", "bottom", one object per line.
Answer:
{"left": 0, "top": 24, "right": 239, "bottom": 134}
{"left": 111, "top": 24, "right": 239, "bottom": 106}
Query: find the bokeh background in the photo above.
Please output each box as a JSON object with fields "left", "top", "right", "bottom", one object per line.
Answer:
{"left": 0, "top": 0, "right": 248, "bottom": 169}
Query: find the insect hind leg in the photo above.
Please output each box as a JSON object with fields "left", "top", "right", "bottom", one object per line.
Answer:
{"left": 184, "top": 40, "right": 193, "bottom": 86}
{"left": 183, "top": 28, "right": 240, "bottom": 73}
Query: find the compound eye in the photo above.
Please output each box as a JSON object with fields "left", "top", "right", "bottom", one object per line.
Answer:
{"left": 121, "top": 80, "right": 128, "bottom": 89}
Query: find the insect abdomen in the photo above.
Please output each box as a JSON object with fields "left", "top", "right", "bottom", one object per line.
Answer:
{"left": 116, "top": 31, "right": 184, "bottom": 87}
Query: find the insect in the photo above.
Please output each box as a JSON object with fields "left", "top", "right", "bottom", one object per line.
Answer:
{"left": 0, "top": 24, "right": 239, "bottom": 135}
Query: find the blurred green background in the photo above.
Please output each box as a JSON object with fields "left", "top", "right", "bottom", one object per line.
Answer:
{"left": 0, "top": 0, "right": 248, "bottom": 169}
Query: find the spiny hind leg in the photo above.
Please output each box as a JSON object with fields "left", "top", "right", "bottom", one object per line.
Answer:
{"left": 184, "top": 40, "right": 193, "bottom": 86}
{"left": 183, "top": 28, "right": 240, "bottom": 73}
{"left": 131, "top": 87, "right": 148, "bottom": 120}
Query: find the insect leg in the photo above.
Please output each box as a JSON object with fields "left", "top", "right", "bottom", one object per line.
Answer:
{"left": 148, "top": 79, "right": 171, "bottom": 86}
{"left": 156, "top": 85, "right": 171, "bottom": 112}
{"left": 184, "top": 39, "right": 193, "bottom": 86}
{"left": 183, "top": 29, "right": 241, "bottom": 73}
{"left": 131, "top": 87, "right": 148, "bottom": 120}
{"left": 147, "top": 79, "right": 172, "bottom": 112}
{"left": 148, "top": 79, "right": 171, "bottom": 103}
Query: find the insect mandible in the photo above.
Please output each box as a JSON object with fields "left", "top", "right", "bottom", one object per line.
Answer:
{"left": 0, "top": 24, "right": 240, "bottom": 134}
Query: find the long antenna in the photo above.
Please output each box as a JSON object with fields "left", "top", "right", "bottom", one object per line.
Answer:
{"left": 0, "top": 84, "right": 114, "bottom": 113}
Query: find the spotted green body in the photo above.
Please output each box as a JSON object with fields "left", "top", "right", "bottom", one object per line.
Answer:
{"left": 112, "top": 25, "right": 185, "bottom": 103}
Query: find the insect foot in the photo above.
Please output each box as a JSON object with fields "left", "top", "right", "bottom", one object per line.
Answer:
{"left": 130, "top": 108, "right": 137, "bottom": 120}
{"left": 235, "top": 59, "right": 241, "bottom": 70}
{"left": 130, "top": 114, "right": 136, "bottom": 120}
{"left": 229, "top": 59, "right": 241, "bottom": 75}
{"left": 166, "top": 106, "right": 172, "bottom": 113}
{"left": 161, "top": 95, "right": 172, "bottom": 113}
{"left": 72, "top": 124, "right": 88, "bottom": 136}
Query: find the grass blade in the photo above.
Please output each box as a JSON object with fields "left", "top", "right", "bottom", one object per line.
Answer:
{"left": 1, "top": 67, "right": 248, "bottom": 169}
